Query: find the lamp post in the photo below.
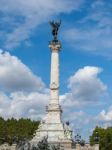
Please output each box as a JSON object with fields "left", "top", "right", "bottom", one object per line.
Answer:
{"left": 75, "top": 134, "right": 81, "bottom": 144}
{"left": 12, "top": 135, "right": 18, "bottom": 144}
{"left": 94, "top": 131, "right": 99, "bottom": 144}
{"left": 75, "top": 134, "right": 81, "bottom": 150}
{"left": 94, "top": 131, "right": 100, "bottom": 150}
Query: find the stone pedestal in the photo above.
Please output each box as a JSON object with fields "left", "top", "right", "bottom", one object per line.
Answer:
{"left": 31, "top": 41, "right": 72, "bottom": 148}
{"left": 0, "top": 143, "right": 17, "bottom": 150}
{"left": 94, "top": 144, "right": 99, "bottom": 150}
{"left": 11, "top": 144, "right": 17, "bottom": 150}
{"left": 76, "top": 144, "right": 81, "bottom": 150}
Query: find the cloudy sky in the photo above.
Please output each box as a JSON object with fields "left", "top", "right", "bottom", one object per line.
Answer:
{"left": 0, "top": 0, "right": 112, "bottom": 141}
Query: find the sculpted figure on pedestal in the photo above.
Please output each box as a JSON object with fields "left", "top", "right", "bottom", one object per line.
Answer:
{"left": 64, "top": 122, "right": 72, "bottom": 139}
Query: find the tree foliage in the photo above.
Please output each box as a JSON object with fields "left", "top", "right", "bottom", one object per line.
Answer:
{"left": 90, "top": 126, "right": 112, "bottom": 150}
{"left": 0, "top": 117, "right": 39, "bottom": 145}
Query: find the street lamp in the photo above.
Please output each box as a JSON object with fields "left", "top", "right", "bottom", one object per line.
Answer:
{"left": 75, "top": 134, "right": 81, "bottom": 144}
{"left": 94, "top": 131, "right": 100, "bottom": 144}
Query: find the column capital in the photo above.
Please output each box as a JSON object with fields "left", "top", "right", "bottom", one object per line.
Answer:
{"left": 49, "top": 41, "right": 61, "bottom": 52}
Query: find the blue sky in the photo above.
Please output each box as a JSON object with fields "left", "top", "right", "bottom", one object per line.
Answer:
{"left": 0, "top": 0, "right": 112, "bottom": 141}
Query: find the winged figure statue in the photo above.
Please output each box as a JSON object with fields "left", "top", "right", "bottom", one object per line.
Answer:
{"left": 49, "top": 20, "right": 61, "bottom": 41}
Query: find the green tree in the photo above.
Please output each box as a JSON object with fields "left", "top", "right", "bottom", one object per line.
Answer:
{"left": 90, "top": 126, "right": 112, "bottom": 150}
{"left": 0, "top": 117, "right": 40, "bottom": 145}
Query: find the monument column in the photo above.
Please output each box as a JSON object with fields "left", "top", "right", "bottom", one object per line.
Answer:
{"left": 31, "top": 21, "right": 72, "bottom": 148}
{"left": 49, "top": 42, "right": 61, "bottom": 105}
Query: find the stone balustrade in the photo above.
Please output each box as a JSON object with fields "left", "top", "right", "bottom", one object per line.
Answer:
{"left": 75, "top": 143, "right": 99, "bottom": 150}
{"left": 0, "top": 143, "right": 99, "bottom": 150}
{"left": 0, "top": 143, "right": 16, "bottom": 150}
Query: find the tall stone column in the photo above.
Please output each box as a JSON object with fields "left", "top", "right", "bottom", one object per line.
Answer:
{"left": 46, "top": 41, "right": 62, "bottom": 124}
{"left": 49, "top": 42, "right": 61, "bottom": 105}
{"left": 31, "top": 22, "right": 72, "bottom": 148}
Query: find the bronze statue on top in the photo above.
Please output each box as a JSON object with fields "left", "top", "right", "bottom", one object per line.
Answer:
{"left": 50, "top": 20, "right": 61, "bottom": 42}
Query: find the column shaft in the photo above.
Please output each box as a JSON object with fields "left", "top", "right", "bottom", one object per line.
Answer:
{"left": 50, "top": 51, "right": 59, "bottom": 86}
{"left": 49, "top": 44, "right": 60, "bottom": 105}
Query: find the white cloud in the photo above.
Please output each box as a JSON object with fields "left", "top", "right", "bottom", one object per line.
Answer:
{"left": 63, "top": 110, "right": 89, "bottom": 125}
{"left": 0, "top": 91, "right": 49, "bottom": 120}
{"left": 61, "top": 66, "right": 107, "bottom": 107}
{"left": 97, "top": 106, "right": 112, "bottom": 122}
{"left": 63, "top": 0, "right": 112, "bottom": 58}
{"left": 0, "top": 57, "right": 108, "bottom": 137}
{"left": 0, "top": 50, "right": 49, "bottom": 119}
{"left": 60, "top": 66, "right": 108, "bottom": 137}
{"left": 0, "top": 50, "right": 50, "bottom": 119}
{"left": 0, "top": 50, "right": 45, "bottom": 92}
{"left": 95, "top": 105, "right": 112, "bottom": 129}
{"left": 0, "top": 0, "right": 84, "bottom": 49}
{"left": 63, "top": 27, "right": 112, "bottom": 57}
